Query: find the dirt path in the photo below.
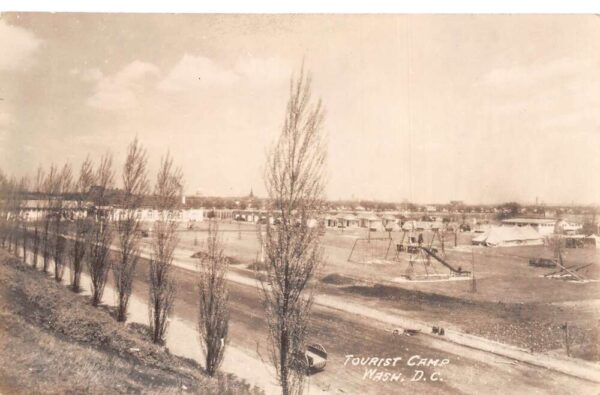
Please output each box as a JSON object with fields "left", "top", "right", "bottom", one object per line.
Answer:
{"left": 137, "top": 243, "right": 600, "bottom": 385}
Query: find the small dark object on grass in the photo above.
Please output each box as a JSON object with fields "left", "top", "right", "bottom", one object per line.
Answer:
{"left": 404, "top": 329, "right": 421, "bottom": 336}
{"left": 529, "top": 258, "right": 556, "bottom": 268}
{"left": 321, "top": 273, "right": 354, "bottom": 286}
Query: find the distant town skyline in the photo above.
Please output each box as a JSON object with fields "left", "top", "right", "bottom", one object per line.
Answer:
{"left": 183, "top": 192, "right": 594, "bottom": 209}
{"left": 1, "top": 14, "right": 600, "bottom": 205}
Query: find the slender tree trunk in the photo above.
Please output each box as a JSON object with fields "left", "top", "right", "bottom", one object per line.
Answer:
{"left": 259, "top": 67, "right": 327, "bottom": 395}
{"left": 22, "top": 222, "right": 27, "bottom": 263}
{"left": 280, "top": 333, "right": 289, "bottom": 395}
{"left": 32, "top": 225, "right": 39, "bottom": 268}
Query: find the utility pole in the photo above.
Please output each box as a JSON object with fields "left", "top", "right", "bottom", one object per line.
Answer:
{"left": 562, "top": 322, "right": 571, "bottom": 357}
{"left": 470, "top": 249, "right": 477, "bottom": 293}
{"left": 440, "top": 227, "right": 446, "bottom": 255}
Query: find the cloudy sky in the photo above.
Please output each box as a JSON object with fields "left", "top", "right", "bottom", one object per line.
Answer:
{"left": 1, "top": 14, "right": 600, "bottom": 204}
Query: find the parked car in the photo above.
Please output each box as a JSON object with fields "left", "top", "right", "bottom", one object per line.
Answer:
{"left": 529, "top": 258, "right": 556, "bottom": 268}
{"left": 459, "top": 223, "right": 471, "bottom": 232}
{"left": 294, "top": 343, "right": 327, "bottom": 374}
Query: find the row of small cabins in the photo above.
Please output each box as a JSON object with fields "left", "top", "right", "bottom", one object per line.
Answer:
{"left": 9, "top": 202, "right": 423, "bottom": 230}
{"left": 223, "top": 209, "right": 585, "bottom": 236}
{"left": 7, "top": 203, "right": 452, "bottom": 231}
{"left": 7, "top": 201, "right": 583, "bottom": 236}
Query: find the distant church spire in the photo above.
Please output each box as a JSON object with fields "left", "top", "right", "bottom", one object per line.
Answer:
{"left": 249, "top": 187, "right": 254, "bottom": 198}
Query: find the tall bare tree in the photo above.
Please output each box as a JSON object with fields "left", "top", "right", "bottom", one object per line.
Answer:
{"left": 148, "top": 153, "right": 183, "bottom": 344}
{"left": 4, "top": 176, "right": 18, "bottom": 254}
{"left": 69, "top": 157, "right": 95, "bottom": 292}
{"left": 18, "top": 176, "right": 30, "bottom": 263}
{"left": 41, "top": 164, "right": 59, "bottom": 273}
{"left": 53, "top": 163, "right": 73, "bottom": 282}
{"left": 95, "top": 152, "right": 115, "bottom": 207}
{"left": 10, "top": 177, "right": 23, "bottom": 256}
{"left": 0, "top": 169, "right": 9, "bottom": 249}
{"left": 87, "top": 152, "right": 115, "bottom": 307}
{"left": 31, "top": 166, "right": 45, "bottom": 268}
{"left": 197, "top": 220, "right": 229, "bottom": 376}
{"left": 114, "top": 137, "right": 149, "bottom": 322}
{"left": 259, "top": 68, "right": 327, "bottom": 395}
{"left": 0, "top": 174, "right": 29, "bottom": 258}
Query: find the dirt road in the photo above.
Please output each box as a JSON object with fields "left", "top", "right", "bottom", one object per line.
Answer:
{"left": 125, "top": 249, "right": 599, "bottom": 395}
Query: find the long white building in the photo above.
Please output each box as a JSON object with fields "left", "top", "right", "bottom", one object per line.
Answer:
{"left": 501, "top": 218, "right": 582, "bottom": 236}
{"left": 110, "top": 207, "right": 204, "bottom": 224}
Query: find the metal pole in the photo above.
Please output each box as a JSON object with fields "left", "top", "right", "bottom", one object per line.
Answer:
{"left": 563, "top": 322, "right": 570, "bottom": 357}
{"left": 471, "top": 249, "right": 477, "bottom": 293}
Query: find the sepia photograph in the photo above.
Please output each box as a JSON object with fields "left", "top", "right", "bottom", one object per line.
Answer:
{"left": 0, "top": 7, "right": 599, "bottom": 395}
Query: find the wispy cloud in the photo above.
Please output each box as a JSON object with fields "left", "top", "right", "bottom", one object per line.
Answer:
{"left": 84, "top": 54, "right": 290, "bottom": 111}
{"left": 0, "top": 19, "right": 42, "bottom": 71}
{"left": 86, "top": 61, "right": 160, "bottom": 110}
{"left": 158, "top": 55, "right": 238, "bottom": 92}
{"left": 158, "top": 54, "right": 290, "bottom": 93}
{"left": 234, "top": 56, "right": 290, "bottom": 85}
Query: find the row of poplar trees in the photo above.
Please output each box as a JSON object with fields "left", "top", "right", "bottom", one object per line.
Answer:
{"left": 0, "top": 67, "right": 326, "bottom": 395}
{"left": 0, "top": 138, "right": 184, "bottom": 344}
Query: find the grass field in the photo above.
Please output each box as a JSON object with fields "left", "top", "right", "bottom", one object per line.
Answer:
{"left": 169, "top": 221, "right": 600, "bottom": 304}
{"left": 171, "top": 220, "right": 600, "bottom": 361}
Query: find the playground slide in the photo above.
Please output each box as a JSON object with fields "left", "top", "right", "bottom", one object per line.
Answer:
{"left": 420, "top": 247, "right": 470, "bottom": 275}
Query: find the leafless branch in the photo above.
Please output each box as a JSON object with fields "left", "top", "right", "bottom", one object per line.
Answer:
{"left": 114, "top": 137, "right": 148, "bottom": 322}
{"left": 197, "top": 220, "right": 229, "bottom": 376}
{"left": 41, "top": 164, "right": 58, "bottom": 273}
{"left": 259, "top": 66, "right": 327, "bottom": 395}
{"left": 53, "top": 163, "right": 73, "bottom": 282}
{"left": 148, "top": 152, "right": 183, "bottom": 344}
{"left": 31, "top": 166, "right": 45, "bottom": 268}
{"left": 69, "top": 156, "right": 95, "bottom": 292}
{"left": 87, "top": 154, "right": 115, "bottom": 306}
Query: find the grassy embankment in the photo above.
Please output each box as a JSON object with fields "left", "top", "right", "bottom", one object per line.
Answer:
{"left": 0, "top": 249, "right": 262, "bottom": 395}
